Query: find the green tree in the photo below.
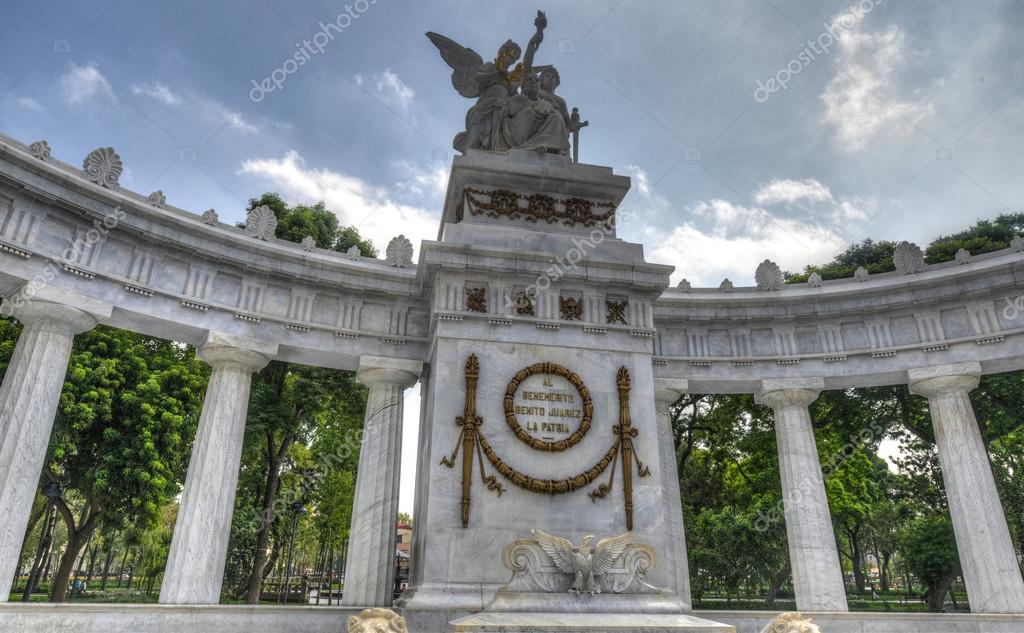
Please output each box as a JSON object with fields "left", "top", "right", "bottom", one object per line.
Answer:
{"left": 43, "top": 327, "right": 208, "bottom": 601}
{"left": 901, "top": 513, "right": 961, "bottom": 611}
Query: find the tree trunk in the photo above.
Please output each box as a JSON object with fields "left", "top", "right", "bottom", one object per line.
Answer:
{"left": 22, "top": 503, "right": 56, "bottom": 602}
{"left": 117, "top": 546, "right": 131, "bottom": 588}
{"left": 100, "top": 543, "right": 115, "bottom": 591}
{"left": 927, "top": 576, "right": 953, "bottom": 612}
{"left": 880, "top": 553, "right": 892, "bottom": 592}
{"left": 245, "top": 431, "right": 293, "bottom": 604}
{"left": 86, "top": 542, "right": 99, "bottom": 579}
{"left": 16, "top": 500, "right": 46, "bottom": 584}
{"left": 49, "top": 500, "right": 99, "bottom": 602}
{"left": 850, "top": 532, "right": 865, "bottom": 594}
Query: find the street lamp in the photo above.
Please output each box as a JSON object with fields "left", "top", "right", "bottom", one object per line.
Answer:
{"left": 283, "top": 501, "right": 307, "bottom": 604}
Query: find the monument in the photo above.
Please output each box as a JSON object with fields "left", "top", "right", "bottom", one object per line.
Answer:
{"left": 397, "top": 12, "right": 733, "bottom": 633}
{"left": 1, "top": 6, "right": 1024, "bottom": 633}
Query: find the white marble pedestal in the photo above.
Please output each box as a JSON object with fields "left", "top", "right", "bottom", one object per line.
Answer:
{"left": 448, "top": 612, "right": 735, "bottom": 633}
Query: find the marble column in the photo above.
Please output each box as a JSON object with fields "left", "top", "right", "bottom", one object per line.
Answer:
{"left": 909, "top": 362, "right": 1024, "bottom": 613}
{"left": 160, "top": 332, "right": 274, "bottom": 604}
{"left": 653, "top": 378, "right": 693, "bottom": 610}
{"left": 342, "top": 356, "right": 422, "bottom": 607}
{"left": 0, "top": 299, "right": 100, "bottom": 603}
{"left": 755, "top": 378, "right": 848, "bottom": 612}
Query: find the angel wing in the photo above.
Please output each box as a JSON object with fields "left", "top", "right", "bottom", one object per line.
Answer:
{"left": 426, "top": 32, "right": 485, "bottom": 99}
{"left": 532, "top": 528, "right": 577, "bottom": 575}
{"left": 591, "top": 530, "right": 634, "bottom": 575}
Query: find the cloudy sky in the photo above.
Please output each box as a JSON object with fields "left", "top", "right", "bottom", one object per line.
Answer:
{"left": 2, "top": 0, "right": 1023, "bottom": 511}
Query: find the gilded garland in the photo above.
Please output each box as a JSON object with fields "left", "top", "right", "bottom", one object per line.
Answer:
{"left": 504, "top": 362, "right": 592, "bottom": 452}
{"left": 441, "top": 355, "right": 651, "bottom": 529}
{"left": 456, "top": 187, "right": 617, "bottom": 228}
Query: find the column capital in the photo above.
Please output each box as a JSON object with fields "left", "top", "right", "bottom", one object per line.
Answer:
{"left": 654, "top": 377, "right": 689, "bottom": 407}
{"left": 754, "top": 377, "right": 824, "bottom": 409}
{"left": 356, "top": 356, "right": 422, "bottom": 389}
{"left": 908, "top": 361, "right": 982, "bottom": 399}
{"left": 7, "top": 300, "right": 98, "bottom": 336}
{"left": 197, "top": 331, "right": 276, "bottom": 373}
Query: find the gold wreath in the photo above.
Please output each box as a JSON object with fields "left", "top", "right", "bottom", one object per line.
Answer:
{"left": 503, "top": 362, "right": 593, "bottom": 452}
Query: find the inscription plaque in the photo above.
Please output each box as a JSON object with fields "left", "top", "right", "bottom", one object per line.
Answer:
{"left": 503, "top": 362, "right": 593, "bottom": 452}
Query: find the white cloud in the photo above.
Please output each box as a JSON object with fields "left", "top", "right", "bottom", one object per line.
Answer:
{"left": 356, "top": 69, "right": 415, "bottom": 114}
{"left": 14, "top": 96, "right": 44, "bottom": 111}
{"left": 238, "top": 151, "right": 439, "bottom": 253}
{"left": 754, "top": 178, "right": 833, "bottom": 205}
{"left": 820, "top": 14, "right": 935, "bottom": 152}
{"left": 393, "top": 159, "right": 449, "bottom": 199}
{"left": 630, "top": 171, "right": 869, "bottom": 285}
{"left": 60, "top": 62, "right": 116, "bottom": 106}
{"left": 221, "top": 108, "right": 258, "bottom": 134}
{"left": 130, "top": 81, "right": 180, "bottom": 105}
{"left": 647, "top": 199, "right": 847, "bottom": 286}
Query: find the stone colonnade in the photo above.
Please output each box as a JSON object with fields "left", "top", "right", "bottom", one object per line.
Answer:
{"left": 0, "top": 293, "right": 1022, "bottom": 613}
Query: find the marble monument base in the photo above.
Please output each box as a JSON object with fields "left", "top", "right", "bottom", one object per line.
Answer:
{"left": 485, "top": 591, "right": 688, "bottom": 614}
{"left": 448, "top": 612, "right": 735, "bottom": 633}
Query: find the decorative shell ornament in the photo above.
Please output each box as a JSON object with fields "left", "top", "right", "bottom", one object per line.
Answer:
{"left": 807, "top": 272, "right": 823, "bottom": 288}
{"left": 854, "top": 266, "right": 869, "bottom": 281}
{"left": 301, "top": 235, "right": 315, "bottom": 252}
{"left": 345, "top": 245, "right": 361, "bottom": 260}
{"left": 201, "top": 209, "right": 219, "bottom": 226}
{"left": 719, "top": 279, "right": 734, "bottom": 292}
{"left": 755, "top": 259, "right": 784, "bottom": 291}
{"left": 955, "top": 248, "right": 971, "bottom": 265}
{"left": 147, "top": 190, "right": 166, "bottom": 208}
{"left": 29, "top": 140, "right": 51, "bottom": 161}
{"left": 245, "top": 205, "right": 278, "bottom": 241}
{"left": 386, "top": 235, "right": 414, "bottom": 268}
{"left": 1011, "top": 235, "right": 1024, "bottom": 252}
{"left": 82, "top": 147, "right": 123, "bottom": 188}
{"left": 677, "top": 279, "right": 692, "bottom": 292}
{"left": 347, "top": 608, "right": 408, "bottom": 633}
{"left": 893, "top": 241, "right": 925, "bottom": 274}
{"left": 758, "top": 612, "right": 821, "bottom": 633}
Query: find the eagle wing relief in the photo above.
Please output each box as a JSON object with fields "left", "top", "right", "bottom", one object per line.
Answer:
{"left": 591, "top": 530, "right": 634, "bottom": 575}
{"left": 425, "top": 32, "right": 485, "bottom": 98}
{"left": 531, "top": 528, "right": 578, "bottom": 575}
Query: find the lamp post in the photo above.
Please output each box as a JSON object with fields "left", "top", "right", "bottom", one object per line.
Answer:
{"left": 283, "top": 501, "right": 306, "bottom": 604}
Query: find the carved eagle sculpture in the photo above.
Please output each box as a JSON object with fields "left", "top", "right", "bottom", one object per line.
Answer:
{"left": 531, "top": 529, "right": 634, "bottom": 594}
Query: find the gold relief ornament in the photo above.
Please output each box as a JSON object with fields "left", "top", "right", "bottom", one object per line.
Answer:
{"left": 440, "top": 354, "right": 505, "bottom": 528}
{"left": 515, "top": 291, "right": 535, "bottom": 316}
{"left": 456, "top": 187, "right": 616, "bottom": 228}
{"left": 560, "top": 296, "right": 583, "bottom": 321}
{"left": 606, "top": 300, "right": 627, "bottom": 325}
{"left": 443, "top": 356, "right": 651, "bottom": 530}
{"left": 503, "top": 362, "right": 593, "bottom": 452}
{"left": 465, "top": 287, "right": 487, "bottom": 313}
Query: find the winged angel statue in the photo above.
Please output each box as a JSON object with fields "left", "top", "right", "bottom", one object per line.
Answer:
{"left": 427, "top": 11, "right": 582, "bottom": 156}
{"left": 532, "top": 529, "right": 635, "bottom": 594}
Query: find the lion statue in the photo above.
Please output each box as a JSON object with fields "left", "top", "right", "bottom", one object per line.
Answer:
{"left": 759, "top": 612, "right": 822, "bottom": 633}
{"left": 347, "top": 608, "right": 408, "bottom": 633}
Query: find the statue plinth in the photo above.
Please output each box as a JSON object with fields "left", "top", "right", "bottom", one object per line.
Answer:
{"left": 437, "top": 149, "right": 631, "bottom": 243}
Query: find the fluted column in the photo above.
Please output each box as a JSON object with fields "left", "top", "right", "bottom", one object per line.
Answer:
{"left": 909, "top": 362, "right": 1024, "bottom": 613}
{"left": 0, "top": 298, "right": 101, "bottom": 603}
{"left": 160, "top": 332, "right": 274, "bottom": 604}
{"left": 342, "top": 356, "right": 422, "bottom": 607}
{"left": 653, "top": 378, "right": 693, "bottom": 610}
{"left": 755, "top": 378, "right": 848, "bottom": 612}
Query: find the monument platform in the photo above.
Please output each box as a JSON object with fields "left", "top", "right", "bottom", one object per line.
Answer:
{"left": 448, "top": 612, "right": 735, "bottom": 633}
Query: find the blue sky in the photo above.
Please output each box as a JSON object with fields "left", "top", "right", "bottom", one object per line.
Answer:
{"left": 3, "top": 1, "right": 1023, "bottom": 287}
{"left": 3, "top": 1, "right": 1022, "bottom": 511}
